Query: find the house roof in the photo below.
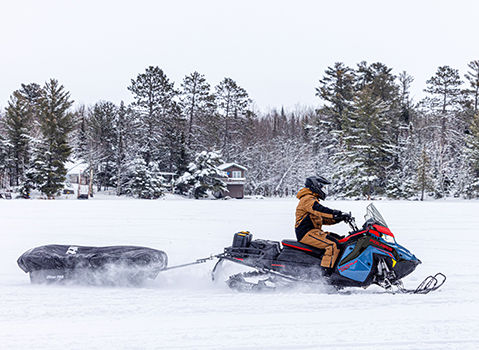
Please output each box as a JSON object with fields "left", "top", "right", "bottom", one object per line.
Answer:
{"left": 66, "top": 161, "right": 89, "bottom": 175}
{"left": 218, "top": 163, "right": 247, "bottom": 171}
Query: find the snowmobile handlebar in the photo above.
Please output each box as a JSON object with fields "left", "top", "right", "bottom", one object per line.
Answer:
{"left": 344, "top": 213, "right": 358, "bottom": 232}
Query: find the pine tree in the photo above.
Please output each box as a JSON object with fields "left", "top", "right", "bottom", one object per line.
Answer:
{"left": 89, "top": 101, "right": 117, "bottom": 191}
{"left": 70, "top": 105, "right": 97, "bottom": 197}
{"left": 464, "top": 112, "right": 479, "bottom": 197}
{"left": 385, "top": 71, "right": 416, "bottom": 198}
{"left": 34, "top": 79, "right": 74, "bottom": 198}
{"left": 312, "top": 63, "right": 357, "bottom": 184}
{"left": 425, "top": 65, "right": 463, "bottom": 115}
{"left": 215, "top": 78, "right": 251, "bottom": 160}
{"left": 195, "top": 93, "right": 223, "bottom": 150}
{"left": 125, "top": 157, "right": 165, "bottom": 199}
{"left": 3, "top": 84, "right": 41, "bottom": 186}
{"left": 128, "top": 66, "right": 177, "bottom": 166}
{"left": 356, "top": 62, "right": 399, "bottom": 104}
{"left": 336, "top": 88, "right": 392, "bottom": 198}
{"left": 424, "top": 66, "right": 464, "bottom": 197}
{"left": 415, "top": 146, "right": 434, "bottom": 201}
{"left": 465, "top": 60, "right": 479, "bottom": 113}
{"left": 114, "top": 101, "right": 133, "bottom": 195}
{"left": 4, "top": 92, "right": 29, "bottom": 186}
{"left": 398, "top": 71, "right": 415, "bottom": 126}
{"left": 73, "top": 105, "right": 90, "bottom": 162}
{"left": 19, "top": 144, "right": 42, "bottom": 199}
{"left": 180, "top": 72, "right": 213, "bottom": 152}
{"left": 175, "top": 151, "right": 227, "bottom": 199}
{"left": 0, "top": 129, "right": 9, "bottom": 189}
{"left": 161, "top": 104, "right": 188, "bottom": 173}
{"left": 315, "top": 62, "right": 356, "bottom": 131}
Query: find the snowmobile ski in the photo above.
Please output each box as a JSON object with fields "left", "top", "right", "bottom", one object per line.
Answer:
{"left": 392, "top": 273, "right": 446, "bottom": 294}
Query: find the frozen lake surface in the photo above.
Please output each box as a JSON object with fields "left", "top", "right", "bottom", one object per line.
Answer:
{"left": 1, "top": 198, "right": 478, "bottom": 349}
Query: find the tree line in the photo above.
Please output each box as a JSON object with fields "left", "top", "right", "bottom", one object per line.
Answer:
{"left": 0, "top": 61, "right": 478, "bottom": 199}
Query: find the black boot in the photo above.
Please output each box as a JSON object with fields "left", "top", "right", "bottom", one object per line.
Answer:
{"left": 323, "top": 267, "right": 334, "bottom": 277}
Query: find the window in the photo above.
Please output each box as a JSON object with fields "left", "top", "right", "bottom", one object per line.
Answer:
{"left": 232, "top": 171, "right": 242, "bottom": 178}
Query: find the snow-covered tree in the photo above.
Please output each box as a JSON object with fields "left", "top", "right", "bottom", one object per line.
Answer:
{"left": 465, "top": 60, "right": 479, "bottom": 113}
{"left": 180, "top": 72, "right": 214, "bottom": 152}
{"left": 128, "top": 66, "right": 178, "bottom": 166}
{"left": 0, "top": 129, "right": 10, "bottom": 189}
{"left": 215, "top": 78, "right": 251, "bottom": 161}
{"left": 72, "top": 106, "right": 90, "bottom": 161}
{"left": 175, "top": 151, "right": 226, "bottom": 199}
{"left": 89, "top": 101, "right": 117, "bottom": 190}
{"left": 333, "top": 87, "right": 393, "bottom": 198}
{"left": 423, "top": 66, "right": 465, "bottom": 197}
{"left": 18, "top": 141, "right": 42, "bottom": 198}
{"left": 463, "top": 112, "right": 479, "bottom": 197}
{"left": 415, "top": 145, "right": 434, "bottom": 201}
{"left": 125, "top": 158, "right": 165, "bottom": 199}
{"left": 3, "top": 84, "right": 41, "bottom": 186}
{"left": 315, "top": 62, "right": 356, "bottom": 131}
{"left": 114, "top": 101, "right": 134, "bottom": 195}
{"left": 33, "top": 79, "right": 74, "bottom": 198}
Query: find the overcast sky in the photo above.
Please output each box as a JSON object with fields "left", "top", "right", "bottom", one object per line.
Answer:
{"left": 1, "top": 0, "right": 478, "bottom": 112}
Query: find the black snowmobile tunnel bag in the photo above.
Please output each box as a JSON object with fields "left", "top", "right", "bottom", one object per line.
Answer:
{"left": 249, "top": 239, "right": 281, "bottom": 259}
{"left": 17, "top": 244, "right": 168, "bottom": 273}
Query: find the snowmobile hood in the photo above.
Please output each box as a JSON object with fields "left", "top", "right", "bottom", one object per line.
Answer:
{"left": 296, "top": 187, "right": 318, "bottom": 199}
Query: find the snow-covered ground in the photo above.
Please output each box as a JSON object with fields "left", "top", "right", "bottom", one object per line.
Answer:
{"left": 1, "top": 198, "right": 478, "bottom": 349}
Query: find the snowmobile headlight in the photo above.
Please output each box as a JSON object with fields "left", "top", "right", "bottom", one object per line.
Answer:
{"left": 381, "top": 234, "right": 395, "bottom": 244}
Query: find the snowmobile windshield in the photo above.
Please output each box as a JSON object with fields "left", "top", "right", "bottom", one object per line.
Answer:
{"left": 364, "top": 203, "right": 388, "bottom": 228}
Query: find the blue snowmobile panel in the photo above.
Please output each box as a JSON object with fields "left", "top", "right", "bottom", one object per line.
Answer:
{"left": 394, "top": 243, "right": 418, "bottom": 262}
{"left": 337, "top": 244, "right": 393, "bottom": 282}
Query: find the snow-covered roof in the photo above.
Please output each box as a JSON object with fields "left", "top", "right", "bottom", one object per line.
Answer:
{"left": 66, "top": 161, "right": 89, "bottom": 175}
{"left": 218, "top": 163, "right": 247, "bottom": 171}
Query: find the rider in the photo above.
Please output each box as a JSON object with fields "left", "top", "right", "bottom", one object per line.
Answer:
{"left": 295, "top": 176, "right": 351, "bottom": 272}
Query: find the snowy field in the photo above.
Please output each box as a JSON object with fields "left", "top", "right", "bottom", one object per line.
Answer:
{"left": 1, "top": 198, "right": 478, "bottom": 349}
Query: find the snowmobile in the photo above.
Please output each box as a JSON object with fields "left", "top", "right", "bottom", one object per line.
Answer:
{"left": 211, "top": 204, "right": 446, "bottom": 294}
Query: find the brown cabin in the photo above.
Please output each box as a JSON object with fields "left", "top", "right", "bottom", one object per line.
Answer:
{"left": 217, "top": 163, "right": 247, "bottom": 199}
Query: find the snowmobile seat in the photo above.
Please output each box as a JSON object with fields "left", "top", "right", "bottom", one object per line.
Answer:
{"left": 281, "top": 240, "right": 325, "bottom": 257}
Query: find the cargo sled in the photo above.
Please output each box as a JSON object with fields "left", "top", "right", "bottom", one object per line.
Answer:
{"left": 17, "top": 245, "right": 168, "bottom": 286}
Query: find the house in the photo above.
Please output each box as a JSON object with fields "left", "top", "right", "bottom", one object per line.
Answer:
{"left": 66, "top": 161, "right": 90, "bottom": 185}
{"left": 217, "top": 163, "right": 247, "bottom": 199}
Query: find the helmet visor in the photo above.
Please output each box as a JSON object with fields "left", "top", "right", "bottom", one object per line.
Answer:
{"left": 323, "top": 184, "right": 330, "bottom": 197}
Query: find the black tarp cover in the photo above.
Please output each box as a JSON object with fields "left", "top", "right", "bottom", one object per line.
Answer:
{"left": 17, "top": 244, "right": 168, "bottom": 273}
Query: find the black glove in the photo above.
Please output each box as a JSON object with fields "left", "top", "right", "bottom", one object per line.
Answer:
{"left": 333, "top": 210, "right": 351, "bottom": 223}
{"left": 332, "top": 210, "right": 343, "bottom": 221}
{"left": 341, "top": 212, "right": 352, "bottom": 222}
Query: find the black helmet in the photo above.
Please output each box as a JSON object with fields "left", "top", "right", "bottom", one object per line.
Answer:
{"left": 305, "top": 176, "right": 331, "bottom": 200}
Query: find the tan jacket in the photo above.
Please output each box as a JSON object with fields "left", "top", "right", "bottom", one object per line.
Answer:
{"left": 295, "top": 187, "right": 338, "bottom": 239}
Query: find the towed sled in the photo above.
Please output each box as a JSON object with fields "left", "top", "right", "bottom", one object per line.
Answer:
{"left": 17, "top": 245, "right": 167, "bottom": 285}
{"left": 211, "top": 204, "right": 446, "bottom": 294}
